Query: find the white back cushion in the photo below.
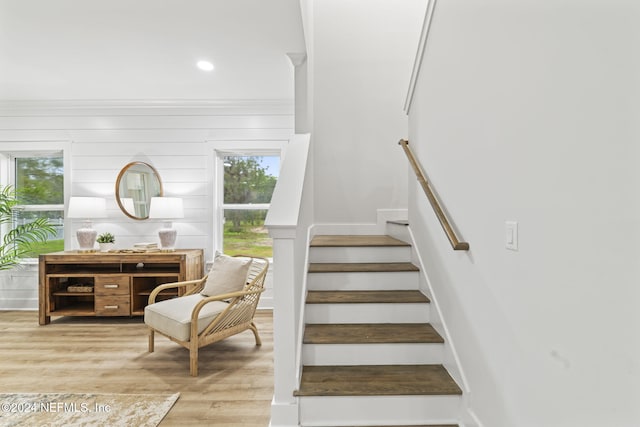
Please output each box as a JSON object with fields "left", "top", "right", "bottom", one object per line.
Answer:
{"left": 201, "top": 252, "right": 251, "bottom": 297}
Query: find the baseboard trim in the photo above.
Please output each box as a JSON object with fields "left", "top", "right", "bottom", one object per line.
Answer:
{"left": 0, "top": 300, "right": 38, "bottom": 311}
{"left": 313, "top": 209, "right": 409, "bottom": 236}
{"left": 270, "top": 398, "right": 299, "bottom": 427}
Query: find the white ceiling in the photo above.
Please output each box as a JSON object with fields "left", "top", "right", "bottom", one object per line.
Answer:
{"left": 0, "top": 0, "right": 305, "bottom": 101}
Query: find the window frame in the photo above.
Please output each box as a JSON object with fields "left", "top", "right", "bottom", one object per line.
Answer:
{"left": 208, "top": 140, "right": 287, "bottom": 258}
{"left": 0, "top": 141, "right": 71, "bottom": 263}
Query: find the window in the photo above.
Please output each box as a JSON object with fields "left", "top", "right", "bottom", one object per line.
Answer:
{"left": 220, "top": 154, "right": 280, "bottom": 258}
{"left": 7, "top": 153, "right": 64, "bottom": 257}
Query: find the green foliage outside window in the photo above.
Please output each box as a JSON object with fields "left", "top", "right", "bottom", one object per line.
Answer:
{"left": 223, "top": 209, "right": 272, "bottom": 257}
{"left": 223, "top": 156, "right": 278, "bottom": 257}
{"left": 6, "top": 155, "right": 64, "bottom": 259}
{"left": 15, "top": 157, "right": 64, "bottom": 205}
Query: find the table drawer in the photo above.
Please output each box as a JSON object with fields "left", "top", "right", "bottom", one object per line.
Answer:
{"left": 95, "top": 295, "right": 131, "bottom": 316}
{"left": 95, "top": 276, "right": 130, "bottom": 296}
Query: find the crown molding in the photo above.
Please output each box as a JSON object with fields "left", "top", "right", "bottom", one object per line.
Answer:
{"left": 404, "top": 0, "right": 438, "bottom": 115}
{"left": 0, "top": 99, "right": 295, "bottom": 115}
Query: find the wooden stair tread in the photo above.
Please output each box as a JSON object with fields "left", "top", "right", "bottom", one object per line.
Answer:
{"left": 307, "top": 290, "right": 429, "bottom": 304}
{"left": 309, "top": 262, "right": 419, "bottom": 273}
{"left": 303, "top": 323, "right": 444, "bottom": 344}
{"left": 310, "top": 235, "right": 410, "bottom": 247}
{"left": 295, "top": 364, "right": 462, "bottom": 396}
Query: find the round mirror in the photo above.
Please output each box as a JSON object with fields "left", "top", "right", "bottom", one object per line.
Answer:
{"left": 115, "top": 162, "right": 163, "bottom": 220}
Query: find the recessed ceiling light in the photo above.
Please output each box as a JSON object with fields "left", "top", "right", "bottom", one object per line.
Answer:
{"left": 197, "top": 60, "right": 214, "bottom": 71}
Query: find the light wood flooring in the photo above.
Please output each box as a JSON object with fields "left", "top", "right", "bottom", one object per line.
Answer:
{"left": 0, "top": 310, "right": 273, "bottom": 427}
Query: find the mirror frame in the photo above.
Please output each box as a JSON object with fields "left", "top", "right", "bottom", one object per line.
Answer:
{"left": 115, "top": 161, "right": 163, "bottom": 220}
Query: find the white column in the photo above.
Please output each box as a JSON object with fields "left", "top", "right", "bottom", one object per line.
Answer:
{"left": 287, "top": 53, "right": 308, "bottom": 134}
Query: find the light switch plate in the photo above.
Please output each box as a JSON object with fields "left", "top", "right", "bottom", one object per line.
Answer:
{"left": 505, "top": 221, "right": 518, "bottom": 251}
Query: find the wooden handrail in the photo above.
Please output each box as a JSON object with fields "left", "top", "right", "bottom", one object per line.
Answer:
{"left": 399, "top": 139, "right": 469, "bottom": 251}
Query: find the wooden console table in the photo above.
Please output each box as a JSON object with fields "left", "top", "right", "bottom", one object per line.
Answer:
{"left": 38, "top": 249, "right": 204, "bottom": 325}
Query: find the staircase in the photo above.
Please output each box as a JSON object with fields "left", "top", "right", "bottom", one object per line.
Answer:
{"left": 297, "top": 233, "right": 462, "bottom": 427}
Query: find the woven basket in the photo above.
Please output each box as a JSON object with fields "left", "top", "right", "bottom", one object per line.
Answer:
{"left": 67, "top": 285, "right": 94, "bottom": 293}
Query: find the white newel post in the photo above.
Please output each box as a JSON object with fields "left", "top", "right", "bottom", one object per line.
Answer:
{"left": 266, "top": 134, "right": 312, "bottom": 427}
{"left": 269, "top": 227, "right": 300, "bottom": 426}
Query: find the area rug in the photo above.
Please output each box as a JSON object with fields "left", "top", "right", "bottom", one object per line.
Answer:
{"left": 0, "top": 392, "right": 179, "bottom": 427}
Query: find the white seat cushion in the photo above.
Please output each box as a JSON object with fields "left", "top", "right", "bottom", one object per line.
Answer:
{"left": 144, "top": 294, "right": 229, "bottom": 342}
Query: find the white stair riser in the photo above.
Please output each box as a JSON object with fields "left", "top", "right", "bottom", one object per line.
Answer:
{"left": 299, "top": 395, "right": 461, "bottom": 426}
{"left": 385, "top": 222, "right": 411, "bottom": 243}
{"left": 305, "top": 303, "right": 430, "bottom": 324}
{"left": 309, "top": 246, "right": 412, "bottom": 263}
{"left": 307, "top": 271, "right": 419, "bottom": 291}
{"left": 302, "top": 342, "right": 443, "bottom": 365}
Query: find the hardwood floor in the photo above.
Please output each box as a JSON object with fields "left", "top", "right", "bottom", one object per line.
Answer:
{"left": 0, "top": 310, "right": 273, "bottom": 426}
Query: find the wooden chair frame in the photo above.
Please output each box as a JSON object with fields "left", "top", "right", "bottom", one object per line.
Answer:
{"left": 146, "top": 256, "right": 269, "bottom": 376}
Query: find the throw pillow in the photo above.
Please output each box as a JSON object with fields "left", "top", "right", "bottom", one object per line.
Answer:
{"left": 201, "top": 252, "right": 252, "bottom": 297}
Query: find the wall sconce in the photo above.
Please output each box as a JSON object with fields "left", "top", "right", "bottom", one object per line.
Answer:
{"left": 67, "top": 197, "right": 107, "bottom": 252}
{"left": 149, "top": 197, "right": 184, "bottom": 251}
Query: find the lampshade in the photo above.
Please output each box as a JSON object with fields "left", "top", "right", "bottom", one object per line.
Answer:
{"left": 149, "top": 197, "right": 184, "bottom": 219}
{"left": 67, "top": 197, "right": 107, "bottom": 219}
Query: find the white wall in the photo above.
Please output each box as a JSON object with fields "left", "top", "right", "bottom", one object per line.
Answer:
{"left": 310, "top": 0, "right": 425, "bottom": 224}
{"left": 0, "top": 263, "right": 38, "bottom": 310}
{"left": 0, "top": 100, "right": 294, "bottom": 310}
{"left": 407, "top": 1, "right": 640, "bottom": 426}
